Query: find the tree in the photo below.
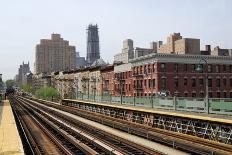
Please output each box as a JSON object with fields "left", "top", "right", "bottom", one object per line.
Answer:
{"left": 21, "top": 84, "right": 32, "bottom": 93}
{"left": 5, "top": 79, "right": 18, "bottom": 88}
{"left": 35, "top": 86, "right": 59, "bottom": 101}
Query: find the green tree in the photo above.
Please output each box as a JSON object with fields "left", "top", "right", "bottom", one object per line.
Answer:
{"left": 5, "top": 79, "right": 18, "bottom": 88}
{"left": 35, "top": 86, "right": 59, "bottom": 101}
{"left": 21, "top": 84, "right": 32, "bottom": 93}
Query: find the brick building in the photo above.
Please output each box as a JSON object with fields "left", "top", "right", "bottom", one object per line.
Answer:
{"left": 130, "top": 53, "right": 232, "bottom": 98}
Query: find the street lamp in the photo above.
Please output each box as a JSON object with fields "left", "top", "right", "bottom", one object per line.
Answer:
{"left": 196, "top": 58, "right": 209, "bottom": 114}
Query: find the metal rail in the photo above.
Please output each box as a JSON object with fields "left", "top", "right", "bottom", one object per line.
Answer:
{"left": 16, "top": 96, "right": 164, "bottom": 155}
{"left": 9, "top": 97, "right": 74, "bottom": 155}
{"left": 24, "top": 96, "right": 232, "bottom": 154}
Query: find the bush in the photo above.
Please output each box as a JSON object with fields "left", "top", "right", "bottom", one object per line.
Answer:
{"left": 35, "top": 87, "right": 59, "bottom": 101}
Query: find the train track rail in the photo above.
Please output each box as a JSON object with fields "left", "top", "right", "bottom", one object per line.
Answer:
{"left": 10, "top": 95, "right": 163, "bottom": 155}
{"left": 24, "top": 96, "right": 232, "bottom": 155}
{"left": 10, "top": 97, "right": 74, "bottom": 155}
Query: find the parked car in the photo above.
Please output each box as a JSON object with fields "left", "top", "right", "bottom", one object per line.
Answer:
{"left": 157, "top": 91, "right": 170, "bottom": 97}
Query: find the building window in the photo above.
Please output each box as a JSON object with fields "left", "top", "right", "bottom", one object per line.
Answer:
{"left": 216, "top": 79, "right": 220, "bottom": 87}
{"left": 191, "top": 64, "right": 195, "bottom": 73}
{"left": 174, "top": 64, "right": 178, "bottom": 73}
{"left": 223, "top": 65, "right": 227, "bottom": 72}
{"left": 144, "top": 65, "right": 147, "bottom": 74}
{"left": 174, "top": 79, "right": 178, "bottom": 88}
{"left": 144, "top": 80, "right": 147, "bottom": 88}
{"left": 209, "top": 92, "right": 213, "bottom": 98}
{"left": 192, "top": 78, "right": 196, "bottom": 87}
{"left": 192, "top": 93, "right": 196, "bottom": 97}
{"left": 184, "top": 78, "right": 188, "bottom": 86}
{"left": 208, "top": 78, "right": 212, "bottom": 87}
{"left": 230, "top": 65, "right": 232, "bottom": 73}
{"left": 200, "top": 92, "right": 204, "bottom": 98}
{"left": 216, "top": 65, "right": 220, "bottom": 73}
{"left": 199, "top": 78, "right": 204, "bottom": 87}
{"left": 153, "top": 79, "right": 155, "bottom": 88}
{"left": 224, "top": 92, "right": 227, "bottom": 98}
{"left": 149, "top": 79, "right": 151, "bottom": 88}
{"left": 217, "top": 92, "right": 220, "bottom": 98}
{"left": 184, "top": 64, "right": 188, "bottom": 72}
{"left": 148, "top": 65, "right": 151, "bottom": 73}
{"left": 230, "top": 92, "right": 232, "bottom": 98}
{"left": 161, "top": 78, "right": 166, "bottom": 89}
{"left": 223, "top": 79, "right": 227, "bottom": 86}
{"left": 184, "top": 93, "right": 188, "bottom": 97}
{"left": 160, "top": 63, "right": 165, "bottom": 72}
{"left": 208, "top": 65, "right": 212, "bottom": 73}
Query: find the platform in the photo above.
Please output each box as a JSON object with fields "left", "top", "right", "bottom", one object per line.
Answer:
{"left": 64, "top": 99, "right": 232, "bottom": 124}
{"left": 0, "top": 100, "right": 24, "bottom": 155}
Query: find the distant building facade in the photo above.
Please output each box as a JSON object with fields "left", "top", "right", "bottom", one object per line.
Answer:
{"left": 16, "top": 61, "right": 30, "bottom": 85}
{"left": 35, "top": 34, "right": 76, "bottom": 74}
{"left": 86, "top": 24, "right": 100, "bottom": 66}
{"left": 211, "top": 46, "right": 232, "bottom": 56}
{"left": 76, "top": 52, "right": 86, "bottom": 69}
{"left": 114, "top": 39, "right": 134, "bottom": 63}
{"left": 158, "top": 33, "right": 200, "bottom": 54}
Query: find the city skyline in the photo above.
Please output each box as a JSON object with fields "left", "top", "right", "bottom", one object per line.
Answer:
{"left": 0, "top": 0, "right": 232, "bottom": 79}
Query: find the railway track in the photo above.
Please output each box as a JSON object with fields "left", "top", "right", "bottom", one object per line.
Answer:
{"left": 23, "top": 96, "right": 232, "bottom": 155}
{"left": 10, "top": 95, "right": 163, "bottom": 155}
{"left": 10, "top": 97, "right": 74, "bottom": 155}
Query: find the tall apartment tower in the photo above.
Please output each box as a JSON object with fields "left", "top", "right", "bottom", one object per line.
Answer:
{"left": 35, "top": 34, "right": 76, "bottom": 74}
{"left": 86, "top": 24, "right": 100, "bottom": 66}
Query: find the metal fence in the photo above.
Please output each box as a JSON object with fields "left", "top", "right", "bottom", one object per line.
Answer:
{"left": 68, "top": 92, "right": 232, "bottom": 115}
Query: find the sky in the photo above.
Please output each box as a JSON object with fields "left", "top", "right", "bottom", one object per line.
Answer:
{"left": 0, "top": 0, "right": 232, "bottom": 80}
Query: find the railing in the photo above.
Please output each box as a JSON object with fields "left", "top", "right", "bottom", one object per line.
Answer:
{"left": 69, "top": 93, "right": 232, "bottom": 115}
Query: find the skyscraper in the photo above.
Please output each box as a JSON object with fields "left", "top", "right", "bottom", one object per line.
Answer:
{"left": 86, "top": 24, "right": 100, "bottom": 66}
{"left": 35, "top": 34, "right": 76, "bottom": 74}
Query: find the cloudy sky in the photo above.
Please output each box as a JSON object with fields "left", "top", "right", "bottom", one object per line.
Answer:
{"left": 0, "top": 0, "right": 231, "bottom": 80}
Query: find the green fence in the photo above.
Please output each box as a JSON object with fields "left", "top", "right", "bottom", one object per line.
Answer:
{"left": 69, "top": 93, "right": 232, "bottom": 115}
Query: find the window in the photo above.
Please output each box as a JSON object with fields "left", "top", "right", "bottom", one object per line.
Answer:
{"left": 174, "top": 64, "right": 178, "bottom": 72}
{"left": 184, "top": 64, "right": 188, "bottom": 72}
{"left": 224, "top": 92, "right": 227, "bottom": 98}
{"left": 208, "top": 65, "right": 212, "bottom": 73}
{"left": 149, "top": 79, "right": 151, "bottom": 88}
{"left": 230, "top": 79, "right": 232, "bottom": 87}
{"left": 209, "top": 92, "right": 213, "bottom": 98}
{"left": 230, "top": 65, "right": 232, "bottom": 73}
{"left": 148, "top": 65, "right": 151, "bottom": 73}
{"left": 160, "top": 63, "right": 165, "bottom": 72}
{"left": 153, "top": 79, "right": 155, "bottom": 88}
{"left": 223, "top": 65, "right": 226, "bottom": 72}
{"left": 200, "top": 92, "right": 204, "bottom": 98}
{"left": 184, "top": 78, "right": 188, "bottom": 86}
{"left": 230, "top": 92, "right": 232, "bottom": 98}
{"left": 161, "top": 78, "right": 166, "bottom": 89}
{"left": 216, "top": 65, "right": 220, "bottom": 73}
{"left": 192, "top": 78, "right": 196, "bottom": 87}
{"left": 217, "top": 92, "right": 220, "bottom": 98}
{"left": 144, "top": 80, "right": 147, "bottom": 88}
{"left": 223, "top": 79, "right": 227, "bottom": 86}
{"left": 192, "top": 93, "right": 196, "bottom": 97}
{"left": 199, "top": 78, "right": 204, "bottom": 87}
{"left": 216, "top": 79, "right": 220, "bottom": 87}
{"left": 144, "top": 65, "right": 147, "bottom": 74}
{"left": 191, "top": 64, "right": 195, "bottom": 73}
{"left": 208, "top": 79, "right": 212, "bottom": 87}
{"left": 174, "top": 79, "right": 178, "bottom": 88}
{"left": 184, "top": 93, "right": 188, "bottom": 97}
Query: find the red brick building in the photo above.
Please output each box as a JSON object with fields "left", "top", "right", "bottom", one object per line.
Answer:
{"left": 101, "top": 65, "right": 114, "bottom": 96}
{"left": 129, "top": 53, "right": 232, "bottom": 98}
